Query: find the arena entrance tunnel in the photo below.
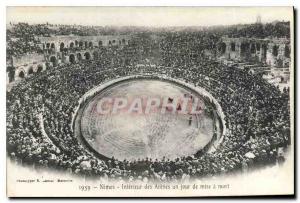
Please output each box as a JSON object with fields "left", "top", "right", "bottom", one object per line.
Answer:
{"left": 73, "top": 75, "right": 226, "bottom": 161}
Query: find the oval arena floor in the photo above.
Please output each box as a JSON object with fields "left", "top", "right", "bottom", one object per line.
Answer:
{"left": 75, "top": 78, "right": 221, "bottom": 160}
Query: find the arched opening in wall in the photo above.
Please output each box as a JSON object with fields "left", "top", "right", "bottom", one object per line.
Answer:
{"left": 51, "top": 43, "right": 55, "bottom": 49}
{"left": 240, "top": 43, "right": 250, "bottom": 57}
{"left": 84, "top": 41, "right": 88, "bottom": 48}
{"left": 60, "top": 42, "right": 65, "bottom": 52}
{"left": 273, "top": 45, "right": 279, "bottom": 57}
{"left": 230, "top": 42, "right": 235, "bottom": 51}
{"left": 77, "top": 53, "right": 82, "bottom": 61}
{"left": 70, "top": 42, "right": 74, "bottom": 48}
{"left": 84, "top": 52, "right": 91, "bottom": 60}
{"left": 284, "top": 46, "right": 290, "bottom": 58}
{"left": 42, "top": 44, "right": 45, "bottom": 49}
{"left": 119, "top": 40, "right": 122, "bottom": 45}
{"left": 262, "top": 44, "right": 267, "bottom": 59}
{"left": 112, "top": 40, "right": 116, "bottom": 44}
{"left": 46, "top": 43, "right": 50, "bottom": 49}
{"left": 18, "top": 71, "right": 25, "bottom": 79}
{"left": 28, "top": 67, "right": 34, "bottom": 75}
{"left": 8, "top": 68, "right": 15, "bottom": 82}
{"left": 75, "top": 40, "right": 79, "bottom": 46}
{"left": 109, "top": 41, "right": 112, "bottom": 46}
{"left": 89, "top": 42, "right": 93, "bottom": 48}
{"left": 99, "top": 41, "right": 103, "bottom": 47}
{"left": 50, "top": 56, "right": 57, "bottom": 67}
{"left": 93, "top": 51, "right": 99, "bottom": 60}
{"left": 218, "top": 42, "right": 226, "bottom": 55}
{"left": 250, "top": 44, "right": 256, "bottom": 54}
{"left": 122, "top": 39, "right": 126, "bottom": 44}
{"left": 69, "top": 54, "right": 76, "bottom": 63}
{"left": 37, "top": 65, "right": 43, "bottom": 73}
{"left": 79, "top": 41, "right": 83, "bottom": 48}
{"left": 256, "top": 43, "right": 261, "bottom": 51}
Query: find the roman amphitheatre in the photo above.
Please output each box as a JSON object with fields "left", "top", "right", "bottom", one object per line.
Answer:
{"left": 7, "top": 21, "right": 291, "bottom": 182}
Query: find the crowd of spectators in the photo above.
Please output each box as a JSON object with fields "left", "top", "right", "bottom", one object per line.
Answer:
{"left": 7, "top": 21, "right": 290, "bottom": 58}
{"left": 7, "top": 29, "right": 290, "bottom": 182}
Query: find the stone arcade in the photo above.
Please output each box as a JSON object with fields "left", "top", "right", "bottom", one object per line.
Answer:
{"left": 7, "top": 34, "right": 131, "bottom": 83}
{"left": 218, "top": 36, "right": 291, "bottom": 68}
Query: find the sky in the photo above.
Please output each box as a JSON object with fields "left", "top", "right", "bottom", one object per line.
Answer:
{"left": 6, "top": 7, "right": 293, "bottom": 27}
